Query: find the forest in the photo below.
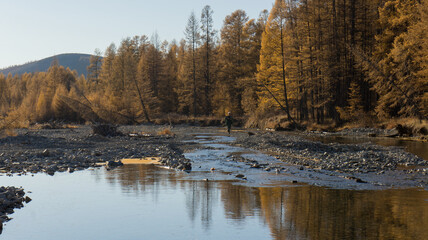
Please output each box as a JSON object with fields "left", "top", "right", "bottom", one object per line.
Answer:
{"left": 0, "top": 0, "right": 427, "bottom": 129}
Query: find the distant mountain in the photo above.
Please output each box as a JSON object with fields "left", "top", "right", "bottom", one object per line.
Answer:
{"left": 0, "top": 53, "right": 94, "bottom": 77}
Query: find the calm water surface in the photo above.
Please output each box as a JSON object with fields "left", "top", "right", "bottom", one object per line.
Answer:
{"left": 305, "top": 135, "right": 428, "bottom": 161}
{"left": 1, "top": 165, "right": 427, "bottom": 240}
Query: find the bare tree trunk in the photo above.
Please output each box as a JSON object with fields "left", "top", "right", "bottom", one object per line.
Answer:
{"left": 192, "top": 37, "right": 197, "bottom": 118}
{"left": 132, "top": 78, "right": 151, "bottom": 122}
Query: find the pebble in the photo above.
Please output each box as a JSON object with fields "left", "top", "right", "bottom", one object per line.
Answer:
{"left": 0, "top": 126, "right": 191, "bottom": 175}
{"left": 236, "top": 132, "right": 427, "bottom": 175}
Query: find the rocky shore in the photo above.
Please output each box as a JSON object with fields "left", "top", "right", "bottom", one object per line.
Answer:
{"left": 0, "top": 186, "right": 31, "bottom": 231}
{"left": 0, "top": 124, "right": 427, "bottom": 225}
{"left": 234, "top": 131, "right": 428, "bottom": 187}
{"left": 0, "top": 125, "right": 192, "bottom": 226}
{"left": 0, "top": 125, "right": 190, "bottom": 175}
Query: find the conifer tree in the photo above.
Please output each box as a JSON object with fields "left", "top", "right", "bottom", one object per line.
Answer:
{"left": 184, "top": 11, "right": 200, "bottom": 117}
{"left": 218, "top": 10, "right": 249, "bottom": 115}
{"left": 0, "top": 74, "right": 9, "bottom": 114}
{"left": 258, "top": 0, "right": 293, "bottom": 121}
{"left": 87, "top": 48, "right": 103, "bottom": 86}
{"left": 372, "top": 0, "right": 423, "bottom": 119}
{"left": 161, "top": 41, "right": 180, "bottom": 113}
{"left": 201, "top": 5, "right": 216, "bottom": 115}
{"left": 388, "top": 0, "right": 428, "bottom": 119}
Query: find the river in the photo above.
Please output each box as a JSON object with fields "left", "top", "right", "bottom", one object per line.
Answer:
{"left": 0, "top": 132, "right": 427, "bottom": 239}
{"left": 1, "top": 165, "right": 427, "bottom": 240}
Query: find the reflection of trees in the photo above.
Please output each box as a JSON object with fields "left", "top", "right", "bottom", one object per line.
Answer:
{"left": 259, "top": 187, "right": 298, "bottom": 240}
{"left": 103, "top": 165, "right": 181, "bottom": 200}
{"left": 258, "top": 186, "right": 428, "bottom": 240}
{"left": 185, "top": 181, "right": 218, "bottom": 230}
{"left": 101, "top": 166, "right": 428, "bottom": 240}
{"left": 220, "top": 183, "right": 262, "bottom": 223}
{"left": 103, "top": 165, "right": 219, "bottom": 229}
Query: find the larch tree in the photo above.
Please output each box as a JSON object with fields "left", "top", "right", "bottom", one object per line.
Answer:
{"left": 240, "top": 10, "right": 268, "bottom": 115}
{"left": 372, "top": 0, "right": 422, "bottom": 119}
{"left": 161, "top": 41, "right": 180, "bottom": 113}
{"left": 388, "top": 0, "right": 428, "bottom": 119}
{"left": 0, "top": 74, "right": 10, "bottom": 114}
{"left": 87, "top": 48, "right": 103, "bottom": 86}
{"left": 200, "top": 5, "right": 216, "bottom": 115}
{"left": 184, "top": 11, "right": 200, "bottom": 117}
{"left": 413, "top": 0, "right": 428, "bottom": 118}
{"left": 136, "top": 39, "right": 159, "bottom": 120}
{"left": 257, "top": 0, "right": 293, "bottom": 121}
{"left": 217, "top": 10, "right": 249, "bottom": 115}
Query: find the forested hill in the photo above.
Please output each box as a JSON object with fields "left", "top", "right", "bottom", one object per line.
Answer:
{"left": 0, "top": 53, "right": 93, "bottom": 77}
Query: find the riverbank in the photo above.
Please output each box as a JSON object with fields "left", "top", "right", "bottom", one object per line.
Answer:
{"left": 1, "top": 124, "right": 426, "bottom": 181}
{"left": 234, "top": 130, "right": 427, "bottom": 188}
{"left": 0, "top": 125, "right": 190, "bottom": 175}
{"left": 1, "top": 124, "right": 427, "bottom": 224}
{"left": 0, "top": 186, "right": 31, "bottom": 227}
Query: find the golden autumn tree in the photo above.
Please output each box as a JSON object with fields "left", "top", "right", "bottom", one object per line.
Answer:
{"left": 389, "top": 0, "right": 428, "bottom": 119}
{"left": 414, "top": 0, "right": 428, "bottom": 117}
{"left": 160, "top": 41, "right": 179, "bottom": 114}
{"left": 257, "top": 0, "right": 293, "bottom": 121}
{"left": 177, "top": 12, "right": 202, "bottom": 117}
{"left": 336, "top": 80, "right": 364, "bottom": 121}
{"left": 136, "top": 36, "right": 160, "bottom": 121}
{"left": 216, "top": 10, "right": 249, "bottom": 116}
{"left": 86, "top": 48, "right": 103, "bottom": 91}
{"left": 240, "top": 11, "right": 268, "bottom": 115}
{"left": 0, "top": 74, "right": 10, "bottom": 114}
{"left": 200, "top": 5, "right": 216, "bottom": 115}
{"left": 372, "top": 0, "right": 423, "bottom": 119}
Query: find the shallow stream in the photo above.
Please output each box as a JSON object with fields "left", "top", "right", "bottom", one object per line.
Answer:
{"left": 1, "top": 133, "right": 427, "bottom": 239}
{"left": 305, "top": 134, "right": 428, "bottom": 161}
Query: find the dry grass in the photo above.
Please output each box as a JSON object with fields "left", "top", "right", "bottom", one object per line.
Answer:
{"left": 152, "top": 114, "right": 224, "bottom": 127}
{"left": 381, "top": 118, "right": 428, "bottom": 135}
{"left": 157, "top": 128, "right": 175, "bottom": 136}
{"left": 0, "top": 129, "right": 18, "bottom": 138}
{"left": 305, "top": 121, "right": 337, "bottom": 132}
{"left": 30, "top": 122, "right": 81, "bottom": 130}
{"left": 63, "top": 124, "right": 79, "bottom": 129}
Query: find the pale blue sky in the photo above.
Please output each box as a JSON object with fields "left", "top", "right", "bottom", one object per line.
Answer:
{"left": 0, "top": 0, "right": 273, "bottom": 69}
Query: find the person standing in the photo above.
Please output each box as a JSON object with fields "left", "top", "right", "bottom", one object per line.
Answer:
{"left": 225, "top": 112, "right": 233, "bottom": 134}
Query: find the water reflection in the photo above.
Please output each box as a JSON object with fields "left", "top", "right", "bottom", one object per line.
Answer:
{"left": 107, "top": 165, "right": 428, "bottom": 240}
{"left": 306, "top": 135, "right": 428, "bottom": 161}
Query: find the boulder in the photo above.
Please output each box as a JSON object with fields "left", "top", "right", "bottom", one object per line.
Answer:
{"left": 92, "top": 124, "right": 123, "bottom": 137}
{"left": 105, "top": 160, "right": 123, "bottom": 170}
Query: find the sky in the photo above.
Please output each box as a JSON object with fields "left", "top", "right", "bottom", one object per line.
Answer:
{"left": 0, "top": 0, "right": 274, "bottom": 69}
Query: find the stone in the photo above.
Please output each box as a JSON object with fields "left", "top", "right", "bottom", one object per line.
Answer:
{"left": 106, "top": 160, "right": 123, "bottom": 167}
{"left": 250, "top": 164, "right": 261, "bottom": 168}
{"left": 42, "top": 149, "right": 50, "bottom": 157}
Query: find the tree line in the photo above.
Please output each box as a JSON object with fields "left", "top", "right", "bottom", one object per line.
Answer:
{"left": 1, "top": 0, "right": 427, "bottom": 127}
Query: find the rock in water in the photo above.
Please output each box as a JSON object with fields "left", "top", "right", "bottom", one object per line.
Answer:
{"left": 106, "top": 160, "right": 123, "bottom": 167}
{"left": 105, "top": 160, "right": 124, "bottom": 170}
